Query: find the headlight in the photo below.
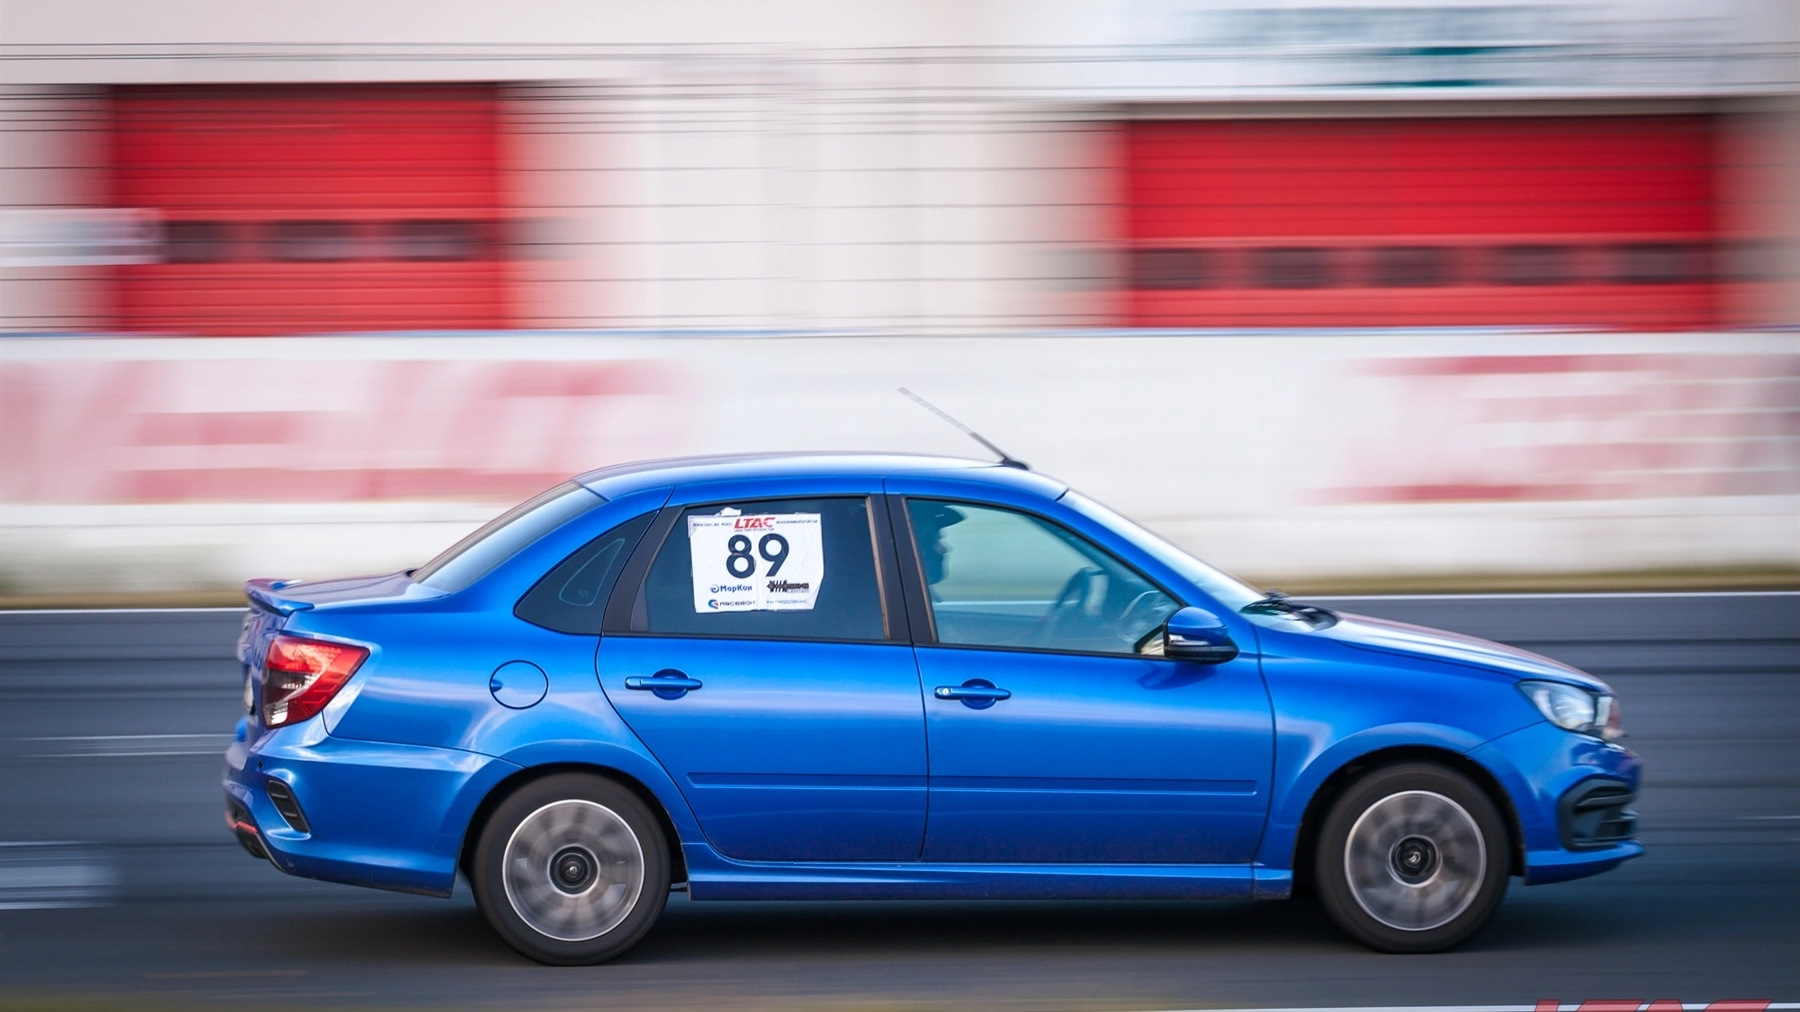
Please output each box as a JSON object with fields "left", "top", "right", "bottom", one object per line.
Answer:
{"left": 1518, "top": 680, "right": 1622, "bottom": 740}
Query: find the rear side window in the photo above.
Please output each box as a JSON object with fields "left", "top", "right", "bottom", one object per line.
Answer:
{"left": 514, "top": 512, "right": 655, "bottom": 635}
{"left": 414, "top": 482, "right": 605, "bottom": 594}
{"left": 632, "top": 497, "right": 887, "bottom": 642}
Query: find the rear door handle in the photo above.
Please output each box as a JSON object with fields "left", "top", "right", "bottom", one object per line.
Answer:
{"left": 624, "top": 670, "right": 703, "bottom": 698}
{"left": 625, "top": 676, "right": 703, "bottom": 691}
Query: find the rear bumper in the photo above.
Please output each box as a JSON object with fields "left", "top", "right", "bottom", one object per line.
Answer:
{"left": 224, "top": 794, "right": 272, "bottom": 861}
{"left": 223, "top": 721, "right": 517, "bottom": 897}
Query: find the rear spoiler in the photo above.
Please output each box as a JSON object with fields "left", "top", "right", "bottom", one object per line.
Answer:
{"left": 244, "top": 578, "right": 314, "bottom": 616}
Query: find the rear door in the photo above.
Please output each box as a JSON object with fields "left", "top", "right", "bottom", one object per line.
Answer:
{"left": 596, "top": 487, "right": 927, "bottom": 862}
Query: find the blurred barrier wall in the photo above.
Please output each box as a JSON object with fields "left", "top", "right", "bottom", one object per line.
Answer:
{"left": 0, "top": 0, "right": 1796, "bottom": 592}
{"left": 1, "top": 331, "right": 1794, "bottom": 593}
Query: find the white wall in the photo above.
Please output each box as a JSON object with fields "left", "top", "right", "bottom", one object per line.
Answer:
{"left": 2, "top": 330, "right": 1793, "bottom": 594}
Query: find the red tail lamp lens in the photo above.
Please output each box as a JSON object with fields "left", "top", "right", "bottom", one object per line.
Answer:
{"left": 262, "top": 635, "right": 368, "bottom": 728}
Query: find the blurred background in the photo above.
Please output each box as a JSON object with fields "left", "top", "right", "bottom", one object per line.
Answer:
{"left": 0, "top": 5, "right": 1795, "bottom": 1005}
{"left": 1, "top": 0, "right": 1796, "bottom": 600}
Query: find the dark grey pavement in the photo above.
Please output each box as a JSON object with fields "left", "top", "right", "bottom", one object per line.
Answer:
{"left": 0, "top": 593, "right": 1795, "bottom": 1009}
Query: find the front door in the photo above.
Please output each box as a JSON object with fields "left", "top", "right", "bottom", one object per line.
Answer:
{"left": 899, "top": 497, "right": 1274, "bottom": 864}
{"left": 598, "top": 494, "right": 926, "bottom": 863}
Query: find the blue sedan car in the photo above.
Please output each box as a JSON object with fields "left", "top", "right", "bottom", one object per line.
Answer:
{"left": 224, "top": 453, "right": 1640, "bottom": 963}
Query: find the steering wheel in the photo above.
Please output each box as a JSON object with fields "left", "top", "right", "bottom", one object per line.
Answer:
{"left": 1025, "top": 567, "right": 1103, "bottom": 647}
{"left": 1114, "top": 589, "right": 1167, "bottom": 638}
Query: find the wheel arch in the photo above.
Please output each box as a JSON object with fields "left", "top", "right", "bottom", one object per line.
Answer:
{"left": 457, "top": 762, "right": 689, "bottom": 886}
{"left": 1289, "top": 744, "right": 1524, "bottom": 895}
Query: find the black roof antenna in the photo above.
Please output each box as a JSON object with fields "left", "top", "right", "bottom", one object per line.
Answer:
{"left": 898, "top": 388, "right": 1029, "bottom": 470}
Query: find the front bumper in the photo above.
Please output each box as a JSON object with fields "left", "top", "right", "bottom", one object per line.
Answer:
{"left": 223, "top": 718, "right": 517, "bottom": 897}
{"left": 1469, "top": 720, "right": 1644, "bottom": 885}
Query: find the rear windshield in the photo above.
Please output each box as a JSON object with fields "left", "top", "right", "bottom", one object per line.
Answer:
{"left": 413, "top": 482, "right": 606, "bottom": 593}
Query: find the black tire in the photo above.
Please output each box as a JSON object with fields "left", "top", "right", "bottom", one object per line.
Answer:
{"left": 1313, "top": 762, "right": 1510, "bottom": 953}
{"left": 471, "top": 773, "right": 670, "bottom": 965}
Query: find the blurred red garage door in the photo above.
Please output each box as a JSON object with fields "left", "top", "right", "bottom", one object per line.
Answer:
{"left": 1123, "top": 115, "right": 1720, "bottom": 330}
{"left": 111, "top": 84, "right": 507, "bottom": 336}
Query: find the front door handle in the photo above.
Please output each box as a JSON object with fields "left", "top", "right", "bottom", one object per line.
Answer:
{"left": 624, "top": 670, "right": 703, "bottom": 699}
{"left": 934, "top": 679, "right": 1010, "bottom": 709}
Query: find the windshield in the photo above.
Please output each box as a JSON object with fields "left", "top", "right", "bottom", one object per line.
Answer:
{"left": 1059, "top": 491, "right": 1263, "bottom": 612}
{"left": 413, "top": 482, "right": 606, "bottom": 593}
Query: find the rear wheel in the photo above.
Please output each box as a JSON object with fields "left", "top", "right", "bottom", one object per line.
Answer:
{"left": 472, "top": 773, "right": 670, "bottom": 965}
{"left": 1314, "top": 762, "right": 1509, "bottom": 953}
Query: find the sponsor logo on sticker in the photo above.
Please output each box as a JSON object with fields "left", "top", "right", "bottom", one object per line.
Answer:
{"left": 733, "top": 516, "right": 777, "bottom": 529}
{"left": 710, "top": 584, "right": 753, "bottom": 594}
{"left": 767, "top": 580, "right": 811, "bottom": 593}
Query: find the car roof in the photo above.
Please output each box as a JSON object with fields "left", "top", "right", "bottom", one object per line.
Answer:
{"left": 574, "top": 452, "right": 1067, "bottom": 501}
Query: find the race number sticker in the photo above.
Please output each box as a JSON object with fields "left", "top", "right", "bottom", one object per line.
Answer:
{"left": 688, "top": 512, "right": 824, "bottom": 613}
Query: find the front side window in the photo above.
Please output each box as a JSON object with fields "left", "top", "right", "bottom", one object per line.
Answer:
{"left": 907, "top": 499, "right": 1179, "bottom": 656}
{"left": 632, "top": 497, "right": 887, "bottom": 642}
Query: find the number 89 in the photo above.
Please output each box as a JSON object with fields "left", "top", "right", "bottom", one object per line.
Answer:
{"left": 725, "top": 533, "right": 789, "bottom": 578}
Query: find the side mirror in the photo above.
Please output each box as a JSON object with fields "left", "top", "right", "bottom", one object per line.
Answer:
{"left": 1163, "top": 606, "right": 1239, "bottom": 663}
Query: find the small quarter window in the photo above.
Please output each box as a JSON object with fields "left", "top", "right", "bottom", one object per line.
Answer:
{"left": 515, "top": 512, "right": 655, "bottom": 635}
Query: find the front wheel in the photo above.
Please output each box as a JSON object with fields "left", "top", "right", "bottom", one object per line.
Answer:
{"left": 1314, "top": 762, "right": 1510, "bottom": 953}
{"left": 472, "top": 773, "right": 670, "bottom": 965}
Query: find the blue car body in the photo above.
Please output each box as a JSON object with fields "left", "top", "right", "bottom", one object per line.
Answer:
{"left": 223, "top": 454, "right": 1640, "bottom": 905}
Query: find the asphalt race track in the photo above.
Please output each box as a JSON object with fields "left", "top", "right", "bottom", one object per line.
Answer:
{"left": 1, "top": 593, "right": 1795, "bottom": 1010}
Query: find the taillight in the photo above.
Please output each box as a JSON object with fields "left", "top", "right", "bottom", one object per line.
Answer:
{"left": 262, "top": 635, "right": 368, "bottom": 728}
